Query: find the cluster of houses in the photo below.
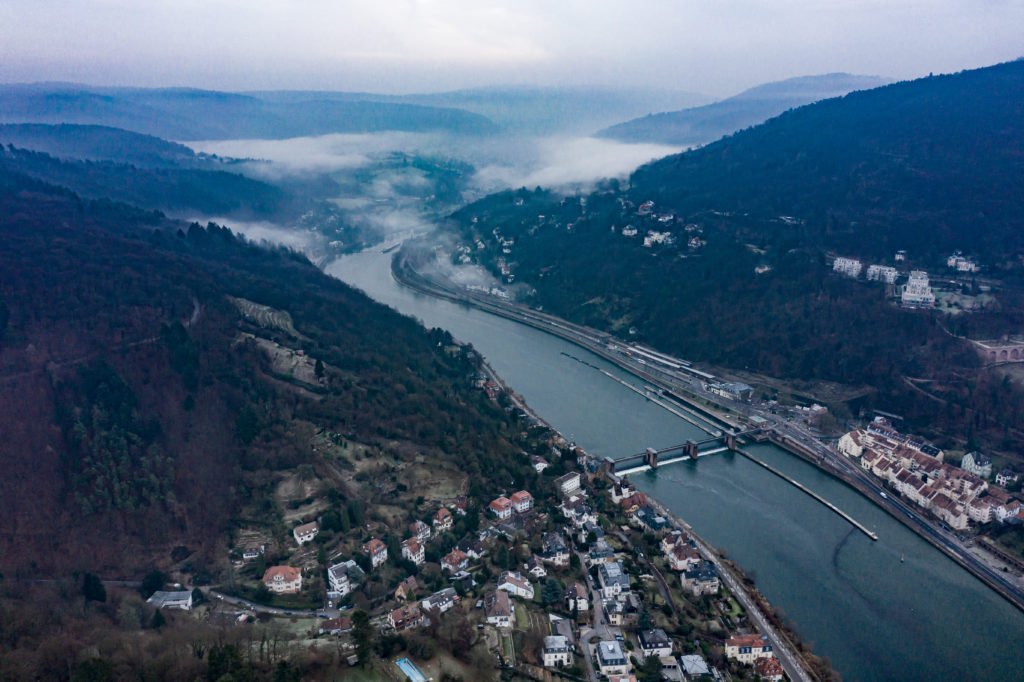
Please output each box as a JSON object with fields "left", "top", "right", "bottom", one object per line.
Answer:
{"left": 542, "top": 475, "right": 784, "bottom": 680}
{"left": 236, "top": 418, "right": 793, "bottom": 681}
{"left": 255, "top": 502, "right": 462, "bottom": 601}
{"left": 947, "top": 251, "right": 979, "bottom": 273}
{"left": 838, "top": 419, "right": 1022, "bottom": 530}
{"left": 612, "top": 198, "right": 707, "bottom": 252}
{"left": 830, "top": 256, "right": 938, "bottom": 308}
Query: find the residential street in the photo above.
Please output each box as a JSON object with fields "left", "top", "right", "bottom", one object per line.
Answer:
{"left": 648, "top": 502, "right": 814, "bottom": 682}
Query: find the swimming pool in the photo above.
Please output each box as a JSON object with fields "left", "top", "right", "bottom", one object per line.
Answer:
{"left": 395, "top": 657, "right": 427, "bottom": 682}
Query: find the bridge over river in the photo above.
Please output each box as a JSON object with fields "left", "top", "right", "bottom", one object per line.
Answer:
{"left": 611, "top": 429, "right": 879, "bottom": 541}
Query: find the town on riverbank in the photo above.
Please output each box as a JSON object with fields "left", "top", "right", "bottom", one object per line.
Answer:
{"left": 392, "top": 246, "right": 1024, "bottom": 617}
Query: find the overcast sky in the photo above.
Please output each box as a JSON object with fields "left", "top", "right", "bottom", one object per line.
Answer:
{"left": 1, "top": 0, "right": 1022, "bottom": 96}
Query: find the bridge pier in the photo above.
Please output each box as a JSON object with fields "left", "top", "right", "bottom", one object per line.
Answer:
{"left": 725, "top": 434, "right": 738, "bottom": 451}
{"left": 645, "top": 447, "right": 659, "bottom": 469}
{"left": 685, "top": 441, "right": 699, "bottom": 459}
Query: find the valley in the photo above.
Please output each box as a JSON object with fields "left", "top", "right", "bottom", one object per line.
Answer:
{"left": 3, "top": 54, "right": 1024, "bottom": 682}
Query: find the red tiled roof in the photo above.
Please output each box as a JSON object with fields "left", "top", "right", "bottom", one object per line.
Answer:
{"left": 727, "top": 634, "right": 770, "bottom": 649}
{"left": 755, "top": 657, "right": 783, "bottom": 675}
{"left": 263, "top": 566, "right": 300, "bottom": 582}
{"left": 443, "top": 549, "right": 468, "bottom": 566}
{"left": 621, "top": 492, "right": 647, "bottom": 508}
{"left": 362, "top": 538, "right": 386, "bottom": 554}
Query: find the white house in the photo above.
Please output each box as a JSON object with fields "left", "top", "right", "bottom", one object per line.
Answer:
{"left": 241, "top": 544, "right": 265, "bottom": 561}
{"left": 962, "top": 451, "right": 993, "bottom": 479}
{"left": 421, "top": 587, "right": 457, "bottom": 614}
{"left": 902, "top": 271, "right": 935, "bottom": 307}
{"left": 293, "top": 521, "right": 318, "bottom": 546}
{"left": 996, "top": 470, "right": 1020, "bottom": 488}
{"left": 263, "top": 566, "right": 302, "bottom": 594}
{"left": 595, "top": 640, "right": 630, "bottom": 677}
{"left": 541, "top": 532, "right": 570, "bottom": 567}
{"left": 489, "top": 496, "right": 513, "bottom": 520}
{"left": 564, "top": 582, "right": 589, "bottom": 612}
{"left": 866, "top": 264, "right": 899, "bottom": 284}
{"left": 610, "top": 479, "right": 636, "bottom": 504}
{"left": 361, "top": 539, "right": 388, "bottom": 568}
{"left": 510, "top": 490, "right": 534, "bottom": 513}
{"left": 947, "top": 252, "right": 978, "bottom": 272}
{"left": 498, "top": 571, "right": 535, "bottom": 599}
{"left": 327, "top": 561, "right": 359, "bottom": 596}
{"left": 682, "top": 562, "right": 720, "bottom": 596}
{"left": 556, "top": 472, "right": 581, "bottom": 496}
{"left": 402, "top": 538, "right": 425, "bottom": 565}
{"left": 484, "top": 590, "right": 512, "bottom": 628}
{"left": 598, "top": 562, "right": 630, "bottom": 598}
{"left": 524, "top": 555, "right": 547, "bottom": 578}
{"left": 833, "top": 257, "right": 862, "bottom": 278}
{"left": 638, "top": 629, "right": 673, "bottom": 658}
{"left": 409, "top": 520, "right": 431, "bottom": 543}
{"left": 725, "top": 634, "right": 774, "bottom": 664}
{"left": 433, "top": 507, "right": 453, "bottom": 532}
{"left": 543, "top": 635, "right": 573, "bottom": 668}
{"left": 442, "top": 549, "right": 470, "bottom": 573}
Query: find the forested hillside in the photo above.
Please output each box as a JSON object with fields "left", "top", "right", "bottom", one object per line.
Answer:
{"left": 449, "top": 60, "right": 1024, "bottom": 452}
{"left": 629, "top": 59, "right": 1024, "bottom": 263}
{"left": 0, "top": 145, "right": 288, "bottom": 217}
{"left": 0, "top": 168, "right": 533, "bottom": 578}
{"left": 0, "top": 123, "right": 199, "bottom": 166}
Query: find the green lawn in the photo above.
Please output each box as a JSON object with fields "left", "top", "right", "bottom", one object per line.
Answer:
{"left": 514, "top": 605, "right": 530, "bottom": 629}
{"left": 502, "top": 634, "right": 514, "bottom": 661}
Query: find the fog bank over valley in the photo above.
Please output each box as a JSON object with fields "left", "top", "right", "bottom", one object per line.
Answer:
{"left": 184, "top": 130, "right": 683, "bottom": 258}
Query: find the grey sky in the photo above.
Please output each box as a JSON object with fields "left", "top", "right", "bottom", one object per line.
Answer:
{"left": 1, "top": 0, "right": 1022, "bottom": 96}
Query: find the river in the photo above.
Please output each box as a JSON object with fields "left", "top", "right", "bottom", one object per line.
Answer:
{"left": 326, "top": 246, "right": 1024, "bottom": 682}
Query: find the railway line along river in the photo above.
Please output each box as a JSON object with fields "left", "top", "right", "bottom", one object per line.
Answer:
{"left": 326, "top": 246, "right": 1024, "bottom": 682}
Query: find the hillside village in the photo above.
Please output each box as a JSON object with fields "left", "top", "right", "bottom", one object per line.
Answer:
{"left": 145, "top": 370, "right": 822, "bottom": 682}
{"left": 455, "top": 188, "right": 993, "bottom": 327}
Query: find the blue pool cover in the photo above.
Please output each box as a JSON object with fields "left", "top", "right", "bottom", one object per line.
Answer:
{"left": 395, "top": 657, "right": 427, "bottom": 682}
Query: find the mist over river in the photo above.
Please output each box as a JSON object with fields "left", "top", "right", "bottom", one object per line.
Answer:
{"left": 327, "top": 246, "right": 1024, "bottom": 682}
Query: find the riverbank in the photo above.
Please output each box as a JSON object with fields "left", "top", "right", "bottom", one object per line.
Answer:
{"left": 640, "top": 495, "right": 833, "bottom": 682}
{"left": 766, "top": 430, "right": 1024, "bottom": 612}
{"left": 393, "top": 248, "right": 1024, "bottom": 616}
{"left": 475, "top": 345, "right": 820, "bottom": 682}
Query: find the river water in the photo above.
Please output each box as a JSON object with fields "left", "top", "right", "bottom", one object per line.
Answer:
{"left": 326, "top": 247, "right": 1024, "bottom": 682}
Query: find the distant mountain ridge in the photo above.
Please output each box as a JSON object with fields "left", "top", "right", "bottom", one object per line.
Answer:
{"left": 597, "top": 73, "right": 892, "bottom": 145}
{"left": 249, "top": 85, "right": 711, "bottom": 136}
{"left": 0, "top": 83, "right": 499, "bottom": 140}
{"left": 395, "top": 86, "right": 711, "bottom": 135}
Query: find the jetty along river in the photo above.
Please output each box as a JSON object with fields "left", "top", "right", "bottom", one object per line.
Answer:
{"left": 326, "top": 247, "right": 1024, "bottom": 682}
